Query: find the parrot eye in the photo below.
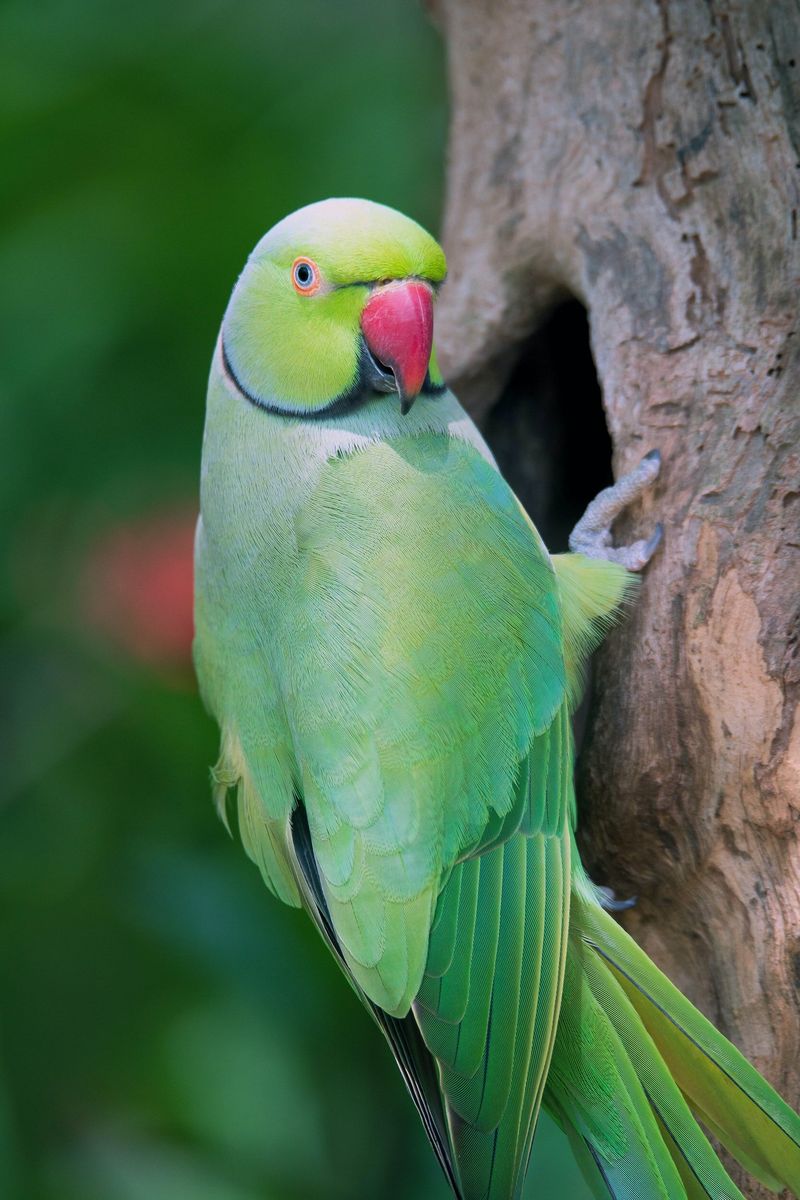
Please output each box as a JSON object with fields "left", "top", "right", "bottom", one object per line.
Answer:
{"left": 291, "top": 257, "right": 321, "bottom": 295}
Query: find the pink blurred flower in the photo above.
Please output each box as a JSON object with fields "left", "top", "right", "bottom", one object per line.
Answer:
{"left": 83, "top": 508, "right": 196, "bottom": 672}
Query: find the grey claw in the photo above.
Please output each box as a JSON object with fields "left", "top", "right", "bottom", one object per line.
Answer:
{"left": 636, "top": 450, "right": 661, "bottom": 488}
{"left": 596, "top": 885, "right": 638, "bottom": 912}
{"left": 643, "top": 521, "right": 664, "bottom": 559}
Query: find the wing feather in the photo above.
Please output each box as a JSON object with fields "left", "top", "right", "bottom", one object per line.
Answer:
{"left": 203, "top": 431, "right": 577, "bottom": 1196}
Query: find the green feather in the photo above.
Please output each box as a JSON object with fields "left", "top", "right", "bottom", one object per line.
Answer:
{"left": 417, "top": 858, "right": 480, "bottom": 1033}
{"left": 425, "top": 862, "right": 463, "bottom": 980}
{"left": 468, "top": 834, "right": 527, "bottom": 1131}
{"left": 413, "top": 710, "right": 573, "bottom": 1199}
{"left": 546, "top": 945, "right": 686, "bottom": 1200}
{"left": 447, "top": 847, "right": 504, "bottom": 1086}
{"left": 577, "top": 896, "right": 800, "bottom": 1194}
{"left": 520, "top": 726, "right": 550, "bottom": 836}
{"left": 580, "top": 930, "right": 744, "bottom": 1199}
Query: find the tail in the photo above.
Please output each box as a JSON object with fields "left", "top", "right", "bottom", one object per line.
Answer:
{"left": 544, "top": 878, "right": 800, "bottom": 1198}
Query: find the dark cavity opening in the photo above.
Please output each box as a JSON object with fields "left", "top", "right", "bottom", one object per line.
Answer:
{"left": 483, "top": 299, "right": 613, "bottom": 552}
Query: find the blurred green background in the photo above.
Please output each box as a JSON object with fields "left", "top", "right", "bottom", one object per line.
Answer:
{"left": 0, "top": 3, "right": 591, "bottom": 1197}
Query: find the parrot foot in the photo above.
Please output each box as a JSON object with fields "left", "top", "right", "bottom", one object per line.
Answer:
{"left": 568, "top": 449, "right": 663, "bottom": 572}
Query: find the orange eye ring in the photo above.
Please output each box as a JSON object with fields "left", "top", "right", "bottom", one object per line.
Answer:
{"left": 291, "top": 256, "right": 322, "bottom": 295}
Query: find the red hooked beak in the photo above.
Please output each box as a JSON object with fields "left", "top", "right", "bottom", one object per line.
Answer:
{"left": 361, "top": 280, "right": 434, "bottom": 414}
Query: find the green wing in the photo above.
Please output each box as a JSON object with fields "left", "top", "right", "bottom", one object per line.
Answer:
{"left": 413, "top": 719, "right": 572, "bottom": 1200}
{"left": 278, "top": 433, "right": 578, "bottom": 1197}
{"left": 201, "top": 430, "right": 577, "bottom": 1198}
{"left": 284, "top": 433, "right": 566, "bottom": 1016}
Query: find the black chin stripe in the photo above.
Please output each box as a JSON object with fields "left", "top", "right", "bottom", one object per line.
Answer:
{"left": 221, "top": 337, "right": 366, "bottom": 419}
{"left": 221, "top": 337, "right": 445, "bottom": 420}
{"left": 423, "top": 374, "right": 447, "bottom": 396}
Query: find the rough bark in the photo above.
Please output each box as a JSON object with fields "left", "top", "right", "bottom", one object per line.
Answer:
{"left": 432, "top": 2, "right": 800, "bottom": 1192}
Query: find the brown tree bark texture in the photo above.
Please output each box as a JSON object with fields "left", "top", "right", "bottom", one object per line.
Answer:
{"left": 433, "top": 2, "right": 800, "bottom": 1194}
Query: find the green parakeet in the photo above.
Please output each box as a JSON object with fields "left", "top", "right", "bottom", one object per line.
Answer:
{"left": 194, "top": 198, "right": 800, "bottom": 1199}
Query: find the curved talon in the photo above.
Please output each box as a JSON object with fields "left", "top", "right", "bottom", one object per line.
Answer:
{"left": 644, "top": 521, "right": 664, "bottom": 559}
{"left": 596, "top": 885, "right": 638, "bottom": 912}
{"left": 568, "top": 450, "right": 663, "bottom": 572}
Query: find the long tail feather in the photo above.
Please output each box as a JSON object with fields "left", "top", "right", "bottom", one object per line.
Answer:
{"left": 581, "top": 895, "right": 800, "bottom": 1192}
{"left": 581, "top": 937, "right": 744, "bottom": 1199}
{"left": 546, "top": 947, "right": 687, "bottom": 1199}
{"left": 551, "top": 884, "right": 800, "bottom": 1197}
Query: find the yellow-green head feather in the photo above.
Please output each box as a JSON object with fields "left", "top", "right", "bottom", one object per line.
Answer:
{"left": 221, "top": 198, "right": 446, "bottom": 416}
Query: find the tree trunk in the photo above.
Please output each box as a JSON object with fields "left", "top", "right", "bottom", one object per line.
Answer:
{"left": 432, "top": 1, "right": 800, "bottom": 1193}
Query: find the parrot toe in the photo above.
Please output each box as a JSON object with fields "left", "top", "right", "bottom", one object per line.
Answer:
{"left": 567, "top": 450, "right": 663, "bottom": 572}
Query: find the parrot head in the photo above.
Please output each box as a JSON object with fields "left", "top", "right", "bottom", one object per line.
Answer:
{"left": 220, "top": 198, "right": 447, "bottom": 417}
